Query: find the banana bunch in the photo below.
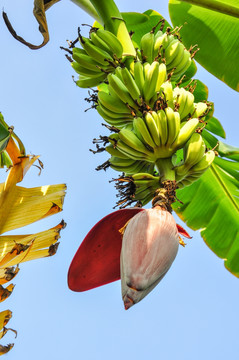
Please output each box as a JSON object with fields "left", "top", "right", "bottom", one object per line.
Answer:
{"left": 139, "top": 29, "right": 192, "bottom": 80}
{"left": 95, "top": 61, "right": 167, "bottom": 127}
{"left": 107, "top": 112, "right": 199, "bottom": 163}
{"left": 72, "top": 28, "right": 124, "bottom": 88}
{"left": 115, "top": 173, "right": 160, "bottom": 207}
{"left": 176, "top": 147, "right": 215, "bottom": 188}
{"left": 108, "top": 155, "right": 155, "bottom": 175}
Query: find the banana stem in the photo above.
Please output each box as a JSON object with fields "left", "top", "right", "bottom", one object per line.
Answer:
{"left": 70, "top": 0, "right": 102, "bottom": 23}
{"left": 89, "top": 0, "right": 136, "bottom": 56}
{"left": 156, "top": 158, "right": 175, "bottom": 182}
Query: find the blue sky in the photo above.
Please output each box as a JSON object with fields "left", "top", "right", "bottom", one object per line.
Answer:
{"left": 0, "top": 0, "right": 239, "bottom": 359}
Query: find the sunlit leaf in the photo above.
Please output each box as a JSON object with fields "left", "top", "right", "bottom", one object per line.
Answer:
{"left": 169, "top": 0, "right": 239, "bottom": 91}
{"left": 173, "top": 151, "right": 239, "bottom": 277}
{"left": 0, "top": 221, "right": 65, "bottom": 267}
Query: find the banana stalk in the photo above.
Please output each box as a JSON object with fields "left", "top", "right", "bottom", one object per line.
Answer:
{"left": 89, "top": 0, "right": 136, "bottom": 56}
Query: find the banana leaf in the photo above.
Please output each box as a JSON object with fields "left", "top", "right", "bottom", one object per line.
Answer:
{"left": 169, "top": 0, "right": 239, "bottom": 91}
{"left": 173, "top": 150, "right": 239, "bottom": 277}
{"left": 2, "top": 0, "right": 60, "bottom": 49}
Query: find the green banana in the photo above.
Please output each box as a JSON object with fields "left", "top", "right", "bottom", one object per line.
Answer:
{"left": 193, "top": 102, "right": 208, "bottom": 118}
{"left": 72, "top": 48, "right": 108, "bottom": 71}
{"left": 155, "top": 63, "right": 167, "bottom": 92}
{"left": 140, "top": 32, "right": 155, "bottom": 63}
{"left": 90, "top": 31, "right": 112, "bottom": 54}
{"left": 79, "top": 36, "right": 113, "bottom": 66}
{"left": 172, "top": 118, "right": 199, "bottom": 149}
{"left": 160, "top": 81, "right": 174, "bottom": 109}
{"left": 169, "top": 42, "right": 185, "bottom": 70}
{"left": 97, "top": 91, "right": 131, "bottom": 114}
{"left": 143, "top": 61, "right": 160, "bottom": 103}
{"left": 172, "top": 50, "right": 191, "bottom": 79}
{"left": 156, "top": 110, "right": 168, "bottom": 146}
{"left": 76, "top": 73, "right": 106, "bottom": 88}
{"left": 105, "top": 144, "right": 129, "bottom": 159}
{"left": 119, "top": 67, "right": 141, "bottom": 103}
{"left": 144, "top": 112, "right": 161, "bottom": 147}
{"left": 165, "top": 107, "right": 180, "bottom": 146}
{"left": 190, "top": 150, "right": 215, "bottom": 173}
{"left": 133, "top": 61, "right": 145, "bottom": 95}
{"left": 133, "top": 117, "right": 156, "bottom": 149}
{"left": 164, "top": 39, "right": 181, "bottom": 68}
{"left": 116, "top": 140, "right": 150, "bottom": 161}
{"left": 71, "top": 62, "right": 102, "bottom": 76}
{"left": 118, "top": 128, "right": 152, "bottom": 156}
{"left": 153, "top": 32, "right": 169, "bottom": 59}
{"left": 92, "top": 29, "right": 123, "bottom": 58}
{"left": 175, "top": 133, "right": 206, "bottom": 178}
{"left": 108, "top": 74, "right": 137, "bottom": 109}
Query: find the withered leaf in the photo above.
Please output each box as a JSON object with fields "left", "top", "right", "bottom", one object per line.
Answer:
{"left": 2, "top": 0, "right": 60, "bottom": 49}
{"left": 0, "top": 266, "right": 20, "bottom": 285}
{"left": 0, "top": 284, "right": 14, "bottom": 303}
{"left": 0, "top": 343, "right": 14, "bottom": 355}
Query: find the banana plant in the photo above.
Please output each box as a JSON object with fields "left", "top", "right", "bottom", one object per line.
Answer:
{"left": 0, "top": 114, "right": 66, "bottom": 354}
{"left": 2, "top": 0, "right": 239, "bottom": 311}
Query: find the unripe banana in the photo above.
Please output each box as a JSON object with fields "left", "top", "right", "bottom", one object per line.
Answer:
{"left": 140, "top": 32, "right": 155, "bottom": 63}
{"left": 105, "top": 144, "right": 129, "bottom": 159}
{"left": 172, "top": 118, "right": 199, "bottom": 149}
{"left": 79, "top": 36, "right": 113, "bottom": 65}
{"left": 153, "top": 32, "right": 169, "bottom": 59}
{"left": 120, "top": 67, "right": 141, "bottom": 103}
{"left": 161, "top": 81, "right": 174, "bottom": 109}
{"left": 76, "top": 73, "right": 106, "bottom": 88}
{"left": 133, "top": 61, "right": 145, "bottom": 95}
{"left": 164, "top": 39, "right": 181, "bottom": 68}
{"left": 108, "top": 74, "right": 137, "bottom": 108}
{"left": 118, "top": 128, "right": 152, "bottom": 156}
{"left": 156, "top": 110, "right": 168, "bottom": 146}
{"left": 144, "top": 112, "right": 161, "bottom": 147}
{"left": 93, "top": 29, "right": 123, "bottom": 58}
{"left": 175, "top": 133, "right": 206, "bottom": 178}
{"left": 193, "top": 102, "right": 208, "bottom": 118}
{"left": 143, "top": 61, "right": 160, "bottom": 103}
{"left": 165, "top": 108, "right": 180, "bottom": 146}
{"left": 190, "top": 150, "right": 215, "bottom": 173}
{"left": 133, "top": 117, "right": 156, "bottom": 149}
{"left": 172, "top": 50, "right": 191, "bottom": 79}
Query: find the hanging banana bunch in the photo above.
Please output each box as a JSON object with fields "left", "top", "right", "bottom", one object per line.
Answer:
{"left": 67, "top": 14, "right": 217, "bottom": 310}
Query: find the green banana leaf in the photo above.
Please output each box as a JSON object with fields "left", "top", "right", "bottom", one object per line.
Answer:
{"left": 169, "top": 0, "right": 239, "bottom": 91}
{"left": 173, "top": 150, "right": 239, "bottom": 276}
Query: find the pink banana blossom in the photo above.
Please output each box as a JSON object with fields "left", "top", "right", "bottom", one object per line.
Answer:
{"left": 121, "top": 207, "right": 180, "bottom": 310}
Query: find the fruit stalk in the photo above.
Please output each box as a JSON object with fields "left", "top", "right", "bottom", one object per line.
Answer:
{"left": 155, "top": 158, "right": 175, "bottom": 182}
{"left": 89, "top": 0, "right": 136, "bottom": 56}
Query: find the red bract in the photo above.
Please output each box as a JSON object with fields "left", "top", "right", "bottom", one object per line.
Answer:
{"left": 68, "top": 208, "right": 143, "bottom": 291}
{"left": 68, "top": 207, "right": 190, "bottom": 296}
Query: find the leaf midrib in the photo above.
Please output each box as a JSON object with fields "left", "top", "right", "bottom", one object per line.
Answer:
{"left": 211, "top": 163, "right": 239, "bottom": 212}
{"left": 180, "top": 0, "right": 239, "bottom": 18}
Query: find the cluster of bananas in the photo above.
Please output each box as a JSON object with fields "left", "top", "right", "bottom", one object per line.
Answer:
{"left": 96, "top": 65, "right": 209, "bottom": 128}
{"left": 139, "top": 28, "right": 193, "bottom": 80}
{"left": 68, "top": 22, "right": 216, "bottom": 206}
{"left": 71, "top": 28, "right": 124, "bottom": 88}
{"left": 69, "top": 23, "right": 194, "bottom": 89}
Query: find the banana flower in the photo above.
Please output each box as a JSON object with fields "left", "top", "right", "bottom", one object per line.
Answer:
{"left": 68, "top": 207, "right": 190, "bottom": 308}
